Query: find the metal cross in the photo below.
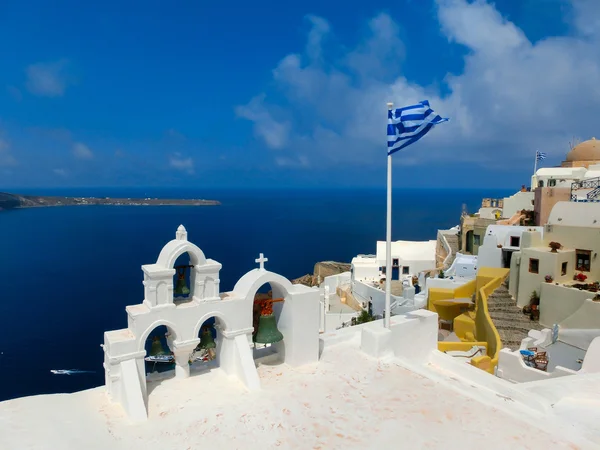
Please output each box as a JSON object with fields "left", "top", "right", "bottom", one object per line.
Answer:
{"left": 255, "top": 253, "right": 268, "bottom": 271}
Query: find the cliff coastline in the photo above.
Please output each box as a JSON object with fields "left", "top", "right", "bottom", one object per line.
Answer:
{"left": 0, "top": 192, "right": 220, "bottom": 210}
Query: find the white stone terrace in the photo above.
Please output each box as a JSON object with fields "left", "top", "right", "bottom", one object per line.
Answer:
{"left": 2, "top": 312, "right": 600, "bottom": 449}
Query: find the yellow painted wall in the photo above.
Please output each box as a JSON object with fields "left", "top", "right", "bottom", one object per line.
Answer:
{"left": 429, "top": 268, "right": 508, "bottom": 374}
{"left": 428, "top": 280, "right": 477, "bottom": 322}
{"left": 473, "top": 268, "right": 508, "bottom": 373}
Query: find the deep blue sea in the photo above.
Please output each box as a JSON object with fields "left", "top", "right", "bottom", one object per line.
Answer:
{"left": 0, "top": 187, "right": 512, "bottom": 401}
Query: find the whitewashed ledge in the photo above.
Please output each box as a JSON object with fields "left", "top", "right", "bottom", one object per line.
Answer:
{"left": 1, "top": 314, "right": 599, "bottom": 449}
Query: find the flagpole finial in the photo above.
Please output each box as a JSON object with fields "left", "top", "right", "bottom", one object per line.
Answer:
{"left": 387, "top": 102, "right": 393, "bottom": 110}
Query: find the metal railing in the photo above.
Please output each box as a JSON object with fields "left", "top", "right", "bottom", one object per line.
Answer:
{"left": 571, "top": 177, "right": 600, "bottom": 202}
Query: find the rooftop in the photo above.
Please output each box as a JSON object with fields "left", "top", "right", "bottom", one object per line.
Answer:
{"left": 376, "top": 240, "right": 436, "bottom": 262}
{"left": 2, "top": 323, "right": 599, "bottom": 449}
{"left": 566, "top": 137, "right": 600, "bottom": 162}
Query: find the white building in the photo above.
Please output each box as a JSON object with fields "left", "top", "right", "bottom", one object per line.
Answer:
{"left": 444, "top": 252, "right": 477, "bottom": 278}
{"left": 349, "top": 254, "right": 379, "bottom": 281}
{"left": 477, "top": 225, "right": 544, "bottom": 269}
{"left": 375, "top": 239, "right": 437, "bottom": 280}
{"left": 502, "top": 190, "right": 535, "bottom": 219}
{"left": 532, "top": 165, "right": 600, "bottom": 191}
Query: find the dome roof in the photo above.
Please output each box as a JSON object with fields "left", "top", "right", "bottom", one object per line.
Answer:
{"left": 566, "top": 137, "right": 600, "bottom": 162}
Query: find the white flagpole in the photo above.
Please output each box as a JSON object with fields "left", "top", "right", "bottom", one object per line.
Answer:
{"left": 533, "top": 149, "right": 538, "bottom": 175}
{"left": 385, "top": 102, "right": 393, "bottom": 329}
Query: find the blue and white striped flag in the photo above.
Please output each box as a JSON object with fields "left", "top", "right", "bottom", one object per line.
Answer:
{"left": 387, "top": 100, "right": 448, "bottom": 155}
{"left": 536, "top": 150, "right": 547, "bottom": 161}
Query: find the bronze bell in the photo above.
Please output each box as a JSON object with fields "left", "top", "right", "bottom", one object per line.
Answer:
{"left": 174, "top": 266, "right": 190, "bottom": 296}
{"left": 198, "top": 326, "right": 216, "bottom": 350}
{"left": 253, "top": 313, "right": 283, "bottom": 344}
{"left": 149, "top": 336, "right": 169, "bottom": 357}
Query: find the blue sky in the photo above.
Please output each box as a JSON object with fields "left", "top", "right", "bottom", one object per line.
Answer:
{"left": 1, "top": 0, "right": 598, "bottom": 190}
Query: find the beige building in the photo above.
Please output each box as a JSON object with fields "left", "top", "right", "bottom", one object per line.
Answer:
{"left": 509, "top": 201, "right": 600, "bottom": 310}
{"left": 531, "top": 138, "right": 600, "bottom": 225}
{"left": 534, "top": 186, "right": 573, "bottom": 227}
{"left": 459, "top": 215, "right": 497, "bottom": 255}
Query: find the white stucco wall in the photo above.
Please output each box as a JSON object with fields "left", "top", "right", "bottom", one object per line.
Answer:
{"left": 444, "top": 253, "right": 477, "bottom": 278}
{"left": 376, "top": 240, "right": 436, "bottom": 276}
{"left": 351, "top": 255, "right": 380, "bottom": 281}
{"left": 352, "top": 280, "right": 405, "bottom": 317}
{"left": 497, "top": 348, "right": 577, "bottom": 383}
{"left": 478, "top": 235, "right": 503, "bottom": 269}
{"left": 539, "top": 284, "right": 600, "bottom": 349}
{"left": 322, "top": 272, "right": 351, "bottom": 293}
{"left": 478, "top": 225, "right": 544, "bottom": 269}
{"left": 532, "top": 167, "right": 588, "bottom": 189}
{"left": 477, "top": 207, "right": 502, "bottom": 220}
{"left": 502, "top": 191, "right": 535, "bottom": 218}
{"left": 514, "top": 248, "right": 574, "bottom": 307}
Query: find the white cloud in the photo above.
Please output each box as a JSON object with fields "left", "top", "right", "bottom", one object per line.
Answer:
{"left": 72, "top": 142, "right": 93, "bottom": 159}
{"left": 235, "top": 94, "right": 291, "bottom": 149}
{"left": 0, "top": 139, "right": 17, "bottom": 167}
{"left": 53, "top": 168, "right": 67, "bottom": 177}
{"left": 169, "top": 152, "right": 194, "bottom": 174}
{"left": 237, "top": 0, "right": 600, "bottom": 168}
{"left": 25, "top": 59, "right": 71, "bottom": 97}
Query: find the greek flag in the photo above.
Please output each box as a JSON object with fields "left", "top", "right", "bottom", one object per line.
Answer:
{"left": 387, "top": 100, "right": 448, "bottom": 155}
{"left": 536, "top": 150, "right": 547, "bottom": 161}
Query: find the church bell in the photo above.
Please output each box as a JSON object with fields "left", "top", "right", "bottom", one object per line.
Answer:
{"left": 198, "top": 326, "right": 216, "bottom": 350}
{"left": 253, "top": 313, "right": 284, "bottom": 344}
{"left": 149, "top": 336, "right": 170, "bottom": 357}
{"left": 174, "top": 266, "right": 190, "bottom": 296}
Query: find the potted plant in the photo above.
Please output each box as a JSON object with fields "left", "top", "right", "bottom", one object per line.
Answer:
{"left": 545, "top": 275, "right": 553, "bottom": 283}
{"left": 548, "top": 242, "right": 562, "bottom": 253}
{"left": 575, "top": 273, "right": 588, "bottom": 282}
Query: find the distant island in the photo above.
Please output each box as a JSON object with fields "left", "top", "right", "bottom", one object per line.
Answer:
{"left": 0, "top": 192, "right": 220, "bottom": 210}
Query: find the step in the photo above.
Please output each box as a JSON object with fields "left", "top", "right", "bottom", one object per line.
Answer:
{"left": 487, "top": 305, "right": 521, "bottom": 313}
{"left": 487, "top": 300, "right": 517, "bottom": 308}
{"left": 488, "top": 297, "right": 517, "bottom": 305}
{"left": 489, "top": 311, "right": 530, "bottom": 321}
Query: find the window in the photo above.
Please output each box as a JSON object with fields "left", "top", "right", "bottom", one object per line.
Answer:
{"left": 529, "top": 258, "right": 539, "bottom": 274}
{"left": 474, "top": 234, "right": 481, "bottom": 246}
{"left": 402, "top": 266, "right": 410, "bottom": 275}
{"left": 510, "top": 236, "right": 520, "bottom": 247}
{"left": 548, "top": 179, "right": 556, "bottom": 187}
{"left": 392, "top": 258, "right": 399, "bottom": 267}
{"left": 576, "top": 250, "right": 591, "bottom": 272}
{"left": 561, "top": 262, "right": 568, "bottom": 276}
{"left": 381, "top": 266, "right": 386, "bottom": 275}
{"left": 538, "top": 180, "right": 544, "bottom": 187}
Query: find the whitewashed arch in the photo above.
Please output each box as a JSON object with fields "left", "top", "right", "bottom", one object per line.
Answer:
{"left": 234, "top": 270, "right": 294, "bottom": 304}
{"left": 156, "top": 240, "right": 207, "bottom": 269}
{"left": 193, "top": 311, "right": 230, "bottom": 337}
{"left": 137, "top": 319, "right": 181, "bottom": 352}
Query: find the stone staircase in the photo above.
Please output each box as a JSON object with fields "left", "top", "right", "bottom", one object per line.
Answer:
{"left": 444, "top": 233, "right": 459, "bottom": 267}
{"left": 487, "top": 281, "right": 543, "bottom": 350}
